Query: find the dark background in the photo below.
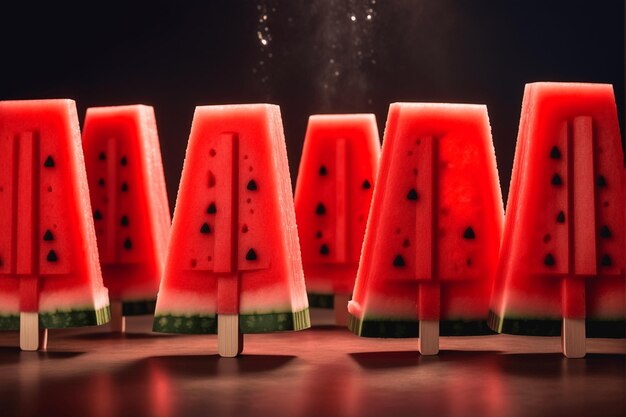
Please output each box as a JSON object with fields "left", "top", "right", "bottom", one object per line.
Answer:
{"left": 0, "top": 1, "right": 623, "bottom": 210}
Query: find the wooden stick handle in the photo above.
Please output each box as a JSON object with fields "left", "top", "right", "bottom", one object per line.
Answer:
{"left": 20, "top": 312, "right": 46, "bottom": 351}
{"left": 418, "top": 319, "right": 439, "bottom": 355}
{"left": 218, "top": 314, "right": 243, "bottom": 357}
{"left": 562, "top": 318, "right": 586, "bottom": 358}
{"left": 109, "top": 301, "right": 126, "bottom": 333}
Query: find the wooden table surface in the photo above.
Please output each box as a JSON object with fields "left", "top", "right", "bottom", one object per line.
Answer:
{"left": 0, "top": 311, "right": 624, "bottom": 417}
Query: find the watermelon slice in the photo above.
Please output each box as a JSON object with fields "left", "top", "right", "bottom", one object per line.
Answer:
{"left": 0, "top": 99, "right": 110, "bottom": 330}
{"left": 153, "top": 104, "right": 310, "bottom": 335}
{"left": 82, "top": 105, "right": 170, "bottom": 317}
{"left": 294, "top": 114, "right": 380, "bottom": 315}
{"left": 348, "top": 103, "right": 504, "bottom": 338}
{"left": 489, "top": 82, "right": 625, "bottom": 338}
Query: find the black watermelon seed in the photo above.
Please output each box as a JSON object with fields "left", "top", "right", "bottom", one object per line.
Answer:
{"left": 207, "top": 203, "right": 217, "bottom": 214}
{"left": 320, "top": 244, "right": 329, "bottom": 255}
{"left": 362, "top": 179, "right": 371, "bottom": 189}
{"left": 315, "top": 203, "right": 326, "bottom": 215}
{"left": 463, "top": 227, "right": 476, "bottom": 240}
{"left": 551, "top": 174, "right": 563, "bottom": 186}
{"left": 247, "top": 179, "right": 258, "bottom": 191}
{"left": 124, "top": 238, "right": 132, "bottom": 250}
{"left": 46, "top": 250, "right": 58, "bottom": 262}
{"left": 549, "top": 146, "right": 562, "bottom": 159}
{"left": 556, "top": 211, "right": 566, "bottom": 223}
{"left": 599, "top": 226, "right": 612, "bottom": 239}
{"left": 120, "top": 215, "right": 129, "bottom": 227}
{"left": 121, "top": 182, "right": 129, "bottom": 192}
{"left": 466, "top": 258, "right": 472, "bottom": 267}
{"left": 406, "top": 188, "right": 419, "bottom": 200}
{"left": 393, "top": 255, "right": 405, "bottom": 267}
{"left": 93, "top": 210, "right": 102, "bottom": 220}
{"left": 120, "top": 156, "right": 128, "bottom": 166}
{"left": 43, "top": 230, "right": 54, "bottom": 241}
{"left": 98, "top": 152, "right": 106, "bottom": 161}
{"left": 315, "top": 231, "right": 322, "bottom": 239}
{"left": 601, "top": 254, "right": 612, "bottom": 267}
{"left": 319, "top": 165, "right": 328, "bottom": 176}
{"left": 98, "top": 178, "right": 105, "bottom": 187}
{"left": 245, "top": 248, "right": 257, "bottom": 261}
{"left": 43, "top": 155, "right": 55, "bottom": 168}
{"left": 200, "top": 223, "right": 211, "bottom": 234}
{"left": 597, "top": 175, "right": 607, "bottom": 188}
{"left": 544, "top": 254, "right": 555, "bottom": 266}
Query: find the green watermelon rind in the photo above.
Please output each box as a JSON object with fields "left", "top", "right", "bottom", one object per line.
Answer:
{"left": 307, "top": 293, "right": 334, "bottom": 309}
{"left": 348, "top": 314, "right": 493, "bottom": 338}
{"left": 0, "top": 305, "right": 111, "bottom": 330}
{"left": 153, "top": 314, "right": 217, "bottom": 334}
{"left": 153, "top": 308, "right": 311, "bottom": 334}
{"left": 122, "top": 299, "right": 157, "bottom": 316}
{"left": 0, "top": 315, "right": 20, "bottom": 330}
{"left": 241, "top": 308, "right": 311, "bottom": 333}
{"left": 40, "top": 305, "right": 111, "bottom": 328}
{"left": 488, "top": 310, "right": 625, "bottom": 338}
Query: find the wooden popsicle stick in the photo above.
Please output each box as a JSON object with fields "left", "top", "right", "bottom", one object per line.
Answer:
{"left": 20, "top": 312, "right": 41, "bottom": 351}
{"left": 218, "top": 314, "right": 243, "bottom": 357}
{"left": 333, "top": 294, "right": 350, "bottom": 327}
{"left": 109, "top": 301, "right": 126, "bottom": 333}
{"left": 40, "top": 327, "right": 48, "bottom": 351}
{"left": 418, "top": 319, "right": 439, "bottom": 355}
{"left": 562, "top": 318, "right": 586, "bottom": 358}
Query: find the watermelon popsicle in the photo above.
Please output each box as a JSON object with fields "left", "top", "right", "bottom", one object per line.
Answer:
{"left": 153, "top": 104, "right": 310, "bottom": 357}
{"left": 0, "top": 99, "right": 111, "bottom": 350}
{"left": 348, "top": 103, "right": 504, "bottom": 355}
{"left": 488, "top": 83, "right": 625, "bottom": 357}
{"left": 82, "top": 105, "right": 171, "bottom": 332}
{"left": 294, "top": 114, "right": 380, "bottom": 326}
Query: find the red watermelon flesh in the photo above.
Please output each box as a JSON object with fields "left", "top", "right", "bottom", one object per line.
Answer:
{"left": 348, "top": 103, "right": 504, "bottom": 337}
{"left": 489, "top": 83, "right": 625, "bottom": 337}
{"left": 153, "top": 104, "right": 310, "bottom": 334}
{"left": 294, "top": 114, "right": 380, "bottom": 307}
{"left": 0, "top": 99, "right": 110, "bottom": 329}
{"left": 82, "top": 105, "right": 171, "bottom": 316}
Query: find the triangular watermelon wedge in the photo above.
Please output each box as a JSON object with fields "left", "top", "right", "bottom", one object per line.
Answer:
{"left": 0, "top": 99, "right": 110, "bottom": 348}
{"left": 82, "top": 105, "right": 171, "bottom": 328}
{"left": 153, "top": 104, "right": 310, "bottom": 348}
{"left": 294, "top": 114, "right": 380, "bottom": 325}
{"left": 489, "top": 83, "right": 625, "bottom": 342}
{"left": 348, "top": 103, "right": 504, "bottom": 344}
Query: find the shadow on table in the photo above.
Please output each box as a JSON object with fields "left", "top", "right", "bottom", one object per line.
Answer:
{"left": 0, "top": 346, "right": 84, "bottom": 365}
{"left": 133, "top": 353, "right": 297, "bottom": 377}
{"left": 349, "top": 349, "right": 501, "bottom": 369}
{"left": 496, "top": 352, "right": 626, "bottom": 379}
{"left": 306, "top": 324, "right": 349, "bottom": 332}
{"left": 66, "top": 331, "right": 176, "bottom": 341}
